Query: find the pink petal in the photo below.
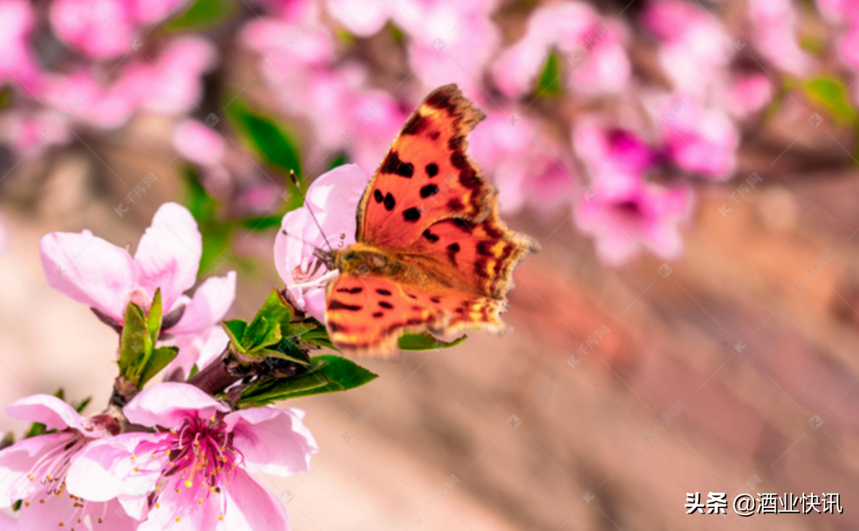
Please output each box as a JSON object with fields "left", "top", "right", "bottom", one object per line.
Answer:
{"left": 123, "top": 383, "right": 228, "bottom": 428}
{"left": 39, "top": 229, "right": 138, "bottom": 322}
{"left": 0, "top": 433, "right": 74, "bottom": 507}
{"left": 169, "top": 271, "right": 236, "bottom": 335}
{"left": 325, "top": 0, "right": 391, "bottom": 36}
{"left": 49, "top": 0, "right": 136, "bottom": 59}
{"left": 17, "top": 493, "right": 138, "bottom": 530}
{"left": 166, "top": 325, "right": 229, "bottom": 376}
{"left": 221, "top": 469, "right": 290, "bottom": 530}
{"left": 4, "top": 394, "right": 83, "bottom": 432}
{"left": 134, "top": 203, "right": 202, "bottom": 313}
{"left": 171, "top": 119, "right": 226, "bottom": 167}
{"left": 225, "top": 407, "right": 317, "bottom": 477}
{"left": 66, "top": 433, "right": 165, "bottom": 505}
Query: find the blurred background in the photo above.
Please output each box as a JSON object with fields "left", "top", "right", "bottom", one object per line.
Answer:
{"left": 1, "top": 0, "right": 859, "bottom": 529}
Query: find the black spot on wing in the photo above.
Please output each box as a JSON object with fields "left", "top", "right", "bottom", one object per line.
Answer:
{"left": 382, "top": 151, "right": 414, "bottom": 178}
{"left": 384, "top": 192, "right": 396, "bottom": 211}
{"left": 379, "top": 301, "right": 394, "bottom": 309}
{"left": 401, "top": 113, "right": 428, "bottom": 135}
{"left": 426, "top": 163, "right": 439, "bottom": 177}
{"left": 422, "top": 229, "right": 440, "bottom": 243}
{"left": 336, "top": 287, "right": 364, "bottom": 294}
{"left": 374, "top": 190, "right": 383, "bottom": 203}
{"left": 376, "top": 289, "right": 392, "bottom": 296}
{"left": 372, "top": 312, "right": 384, "bottom": 318}
{"left": 447, "top": 198, "right": 464, "bottom": 213}
{"left": 329, "top": 300, "right": 362, "bottom": 311}
{"left": 447, "top": 242, "right": 461, "bottom": 265}
{"left": 420, "top": 184, "right": 439, "bottom": 198}
{"left": 403, "top": 208, "right": 421, "bottom": 222}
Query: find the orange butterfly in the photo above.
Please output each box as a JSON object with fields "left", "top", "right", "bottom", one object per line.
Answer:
{"left": 321, "top": 84, "right": 538, "bottom": 356}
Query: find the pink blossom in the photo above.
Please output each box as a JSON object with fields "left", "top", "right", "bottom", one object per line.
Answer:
{"left": 0, "top": 0, "right": 38, "bottom": 91}
{"left": 166, "top": 326, "right": 229, "bottom": 377}
{"left": 0, "top": 395, "right": 139, "bottom": 530}
{"left": 575, "top": 174, "right": 692, "bottom": 266}
{"left": 39, "top": 202, "right": 235, "bottom": 334}
{"left": 49, "top": 0, "right": 191, "bottom": 59}
{"left": 748, "top": 0, "right": 813, "bottom": 75}
{"left": 574, "top": 122, "right": 655, "bottom": 185}
{"left": 657, "top": 95, "right": 739, "bottom": 180}
{"left": 492, "top": 3, "right": 630, "bottom": 98}
{"left": 249, "top": 0, "right": 317, "bottom": 21}
{"left": 642, "top": 0, "right": 731, "bottom": 92}
{"left": 469, "top": 110, "right": 575, "bottom": 214}
{"left": 274, "top": 164, "right": 367, "bottom": 321}
{"left": 172, "top": 120, "right": 225, "bottom": 167}
{"left": 0, "top": 109, "right": 73, "bottom": 157}
{"left": 66, "top": 383, "right": 317, "bottom": 529}
{"left": 721, "top": 72, "right": 775, "bottom": 119}
{"left": 120, "top": 37, "right": 218, "bottom": 116}
{"left": 241, "top": 18, "right": 407, "bottom": 172}
{"left": 40, "top": 71, "right": 138, "bottom": 130}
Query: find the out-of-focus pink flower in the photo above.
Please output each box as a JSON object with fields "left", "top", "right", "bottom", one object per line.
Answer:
{"left": 50, "top": 0, "right": 191, "bottom": 59}
{"left": 41, "top": 71, "right": 137, "bottom": 130}
{"left": 748, "top": 0, "right": 813, "bottom": 75}
{"left": 121, "top": 37, "right": 218, "bottom": 116}
{"left": 574, "top": 122, "right": 655, "bottom": 184}
{"left": 250, "top": 0, "right": 317, "bottom": 22}
{"left": 0, "top": 109, "right": 73, "bottom": 157}
{"left": 39, "top": 202, "right": 235, "bottom": 334}
{"left": 172, "top": 119, "right": 225, "bottom": 167}
{"left": 66, "top": 383, "right": 317, "bottom": 529}
{"left": 575, "top": 175, "right": 692, "bottom": 266}
{"left": 642, "top": 0, "right": 731, "bottom": 92}
{"left": 657, "top": 95, "right": 739, "bottom": 180}
{"left": 274, "top": 164, "right": 367, "bottom": 321}
{"left": 0, "top": 0, "right": 38, "bottom": 91}
{"left": 493, "top": 2, "right": 629, "bottom": 98}
{"left": 722, "top": 72, "right": 775, "bottom": 119}
{"left": 0, "top": 395, "right": 140, "bottom": 529}
{"left": 470, "top": 110, "right": 575, "bottom": 214}
{"left": 241, "top": 18, "right": 406, "bottom": 171}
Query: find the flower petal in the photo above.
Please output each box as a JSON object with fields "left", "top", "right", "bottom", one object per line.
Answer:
{"left": 134, "top": 203, "right": 202, "bottom": 313}
{"left": 222, "top": 469, "right": 290, "bottom": 530}
{"left": 166, "top": 325, "right": 229, "bottom": 376}
{"left": 169, "top": 271, "right": 236, "bottom": 335}
{"left": 123, "top": 383, "right": 228, "bottom": 429}
{"left": 0, "top": 433, "right": 73, "bottom": 507}
{"left": 225, "top": 407, "right": 317, "bottom": 477}
{"left": 39, "top": 229, "right": 137, "bottom": 321}
{"left": 4, "top": 394, "right": 83, "bottom": 432}
{"left": 66, "top": 433, "right": 168, "bottom": 505}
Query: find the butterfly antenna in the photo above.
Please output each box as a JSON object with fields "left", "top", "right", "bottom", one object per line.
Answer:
{"left": 291, "top": 169, "right": 336, "bottom": 254}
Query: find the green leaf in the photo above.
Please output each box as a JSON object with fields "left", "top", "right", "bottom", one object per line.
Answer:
{"left": 238, "top": 355, "right": 377, "bottom": 406}
{"left": 118, "top": 302, "right": 153, "bottom": 385}
{"left": 281, "top": 323, "right": 317, "bottom": 340}
{"left": 139, "top": 346, "right": 179, "bottom": 387}
{"left": 188, "top": 364, "right": 200, "bottom": 379}
{"left": 398, "top": 333, "right": 467, "bottom": 351}
{"left": 222, "top": 320, "right": 249, "bottom": 353}
{"left": 799, "top": 75, "right": 858, "bottom": 124}
{"left": 244, "top": 316, "right": 281, "bottom": 353}
{"left": 163, "top": 0, "right": 235, "bottom": 30}
{"left": 146, "top": 289, "right": 163, "bottom": 343}
{"left": 299, "top": 320, "right": 335, "bottom": 349}
{"left": 224, "top": 97, "right": 303, "bottom": 210}
{"left": 250, "top": 290, "right": 294, "bottom": 333}
{"left": 25, "top": 422, "right": 47, "bottom": 439}
{"left": 537, "top": 51, "right": 564, "bottom": 97}
{"left": 73, "top": 396, "right": 92, "bottom": 414}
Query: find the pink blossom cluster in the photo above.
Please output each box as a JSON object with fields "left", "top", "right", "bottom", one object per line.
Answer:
{"left": 0, "top": 204, "right": 318, "bottom": 529}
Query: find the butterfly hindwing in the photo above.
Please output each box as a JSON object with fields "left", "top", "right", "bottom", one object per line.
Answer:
{"left": 356, "top": 84, "right": 494, "bottom": 249}
{"left": 325, "top": 273, "right": 505, "bottom": 356}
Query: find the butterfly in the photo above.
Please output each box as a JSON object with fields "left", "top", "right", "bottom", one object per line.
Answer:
{"left": 319, "top": 84, "right": 538, "bottom": 356}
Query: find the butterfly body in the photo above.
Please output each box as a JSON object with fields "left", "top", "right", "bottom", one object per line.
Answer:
{"left": 322, "top": 84, "right": 539, "bottom": 356}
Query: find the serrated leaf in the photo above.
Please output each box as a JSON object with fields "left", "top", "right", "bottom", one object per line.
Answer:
{"left": 299, "top": 320, "right": 335, "bottom": 349}
{"left": 238, "top": 355, "right": 377, "bottom": 406}
{"left": 398, "top": 333, "right": 467, "bottom": 351}
{"left": 139, "top": 346, "right": 179, "bottom": 387}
